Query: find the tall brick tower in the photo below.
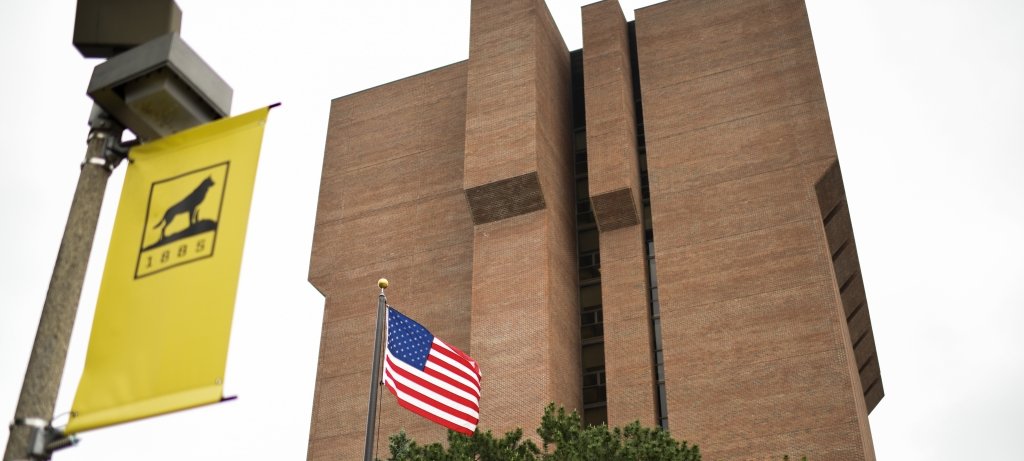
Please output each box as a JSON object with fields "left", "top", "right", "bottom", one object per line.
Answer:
{"left": 308, "top": 1, "right": 883, "bottom": 460}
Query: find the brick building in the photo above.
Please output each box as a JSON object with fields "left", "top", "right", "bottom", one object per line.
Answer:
{"left": 307, "top": 0, "right": 883, "bottom": 459}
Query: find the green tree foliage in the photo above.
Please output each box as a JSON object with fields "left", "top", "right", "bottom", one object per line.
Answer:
{"left": 384, "top": 428, "right": 539, "bottom": 461}
{"left": 380, "top": 404, "right": 700, "bottom": 461}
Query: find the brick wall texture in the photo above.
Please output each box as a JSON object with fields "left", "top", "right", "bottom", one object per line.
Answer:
{"left": 308, "top": 0, "right": 882, "bottom": 459}
{"left": 463, "top": 0, "right": 581, "bottom": 441}
{"left": 581, "top": 0, "right": 659, "bottom": 427}
{"left": 308, "top": 62, "right": 475, "bottom": 460}
{"left": 633, "top": 0, "right": 878, "bottom": 459}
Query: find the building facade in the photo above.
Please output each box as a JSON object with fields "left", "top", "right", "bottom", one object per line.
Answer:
{"left": 308, "top": 0, "right": 883, "bottom": 459}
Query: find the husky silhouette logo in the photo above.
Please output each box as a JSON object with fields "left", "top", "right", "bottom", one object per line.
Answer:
{"left": 152, "top": 176, "right": 215, "bottom": 239}
{"left": 136, "top": 162, "right": 229, "bottom": 278}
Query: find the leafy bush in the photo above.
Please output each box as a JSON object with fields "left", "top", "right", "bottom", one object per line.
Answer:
{"left": 380, "top": 403, "right": 700, "bottom": 461}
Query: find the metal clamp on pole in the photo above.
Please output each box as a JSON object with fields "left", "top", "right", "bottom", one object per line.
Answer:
{"left": 80, "top": 105, "right": 129, "bottom": 172}
{"left": 8, "top": 418, "right": 78, "bottom": 460}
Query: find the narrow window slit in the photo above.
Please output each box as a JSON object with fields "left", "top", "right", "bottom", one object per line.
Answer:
{"left": 847, "top": 301, "right": 866, "bottom": 322}
{"left": 863, "top": 377, "right": 881, "bottom": 396}
{"left": 822, "top": 198, "right": 846, "bottom": 227}
{"left": 858, "top": 353, "right": 876, "bottom": 373}
{"left": 852, "top": 328, "right": 870, "bottom": 350}
{"left": 832, "top": 239, "right": 851, "bottom": 261}
{"left": 839, "top": 271, "right": 859, "bottom": 293}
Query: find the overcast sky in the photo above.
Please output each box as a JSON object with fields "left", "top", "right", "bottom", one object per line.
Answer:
{"left": 1, "top": 1, "right": 1022, "bottom": 459}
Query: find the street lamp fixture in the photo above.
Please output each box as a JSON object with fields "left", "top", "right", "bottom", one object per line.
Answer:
{"left": 86, "top": 32, "right": 232, "bottom": 141}
{"left": 4, "top": 2, "right": 234, "bottom": 459}
{"left": 72, "top": 0, "right": 182, "bottom": 58}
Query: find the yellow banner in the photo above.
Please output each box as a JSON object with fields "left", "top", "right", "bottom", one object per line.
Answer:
{"left": 66, "top": 108, "right": 269, "bottom": 434}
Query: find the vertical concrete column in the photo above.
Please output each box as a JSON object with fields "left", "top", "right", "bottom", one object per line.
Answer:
{"left": 634, "top": 0, "right": 876, "bottom": 458}
{"left": 307, "top": 64, "right": 475, "bottom": 460}
{"left": 580, "top": 0, "right": 658, "bottom": 426}
{"left": 463, "top": 0, "right": 579, "bottom": 434}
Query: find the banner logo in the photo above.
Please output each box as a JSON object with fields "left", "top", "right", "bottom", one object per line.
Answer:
{"left": 136, "top": 162, "right": 229, "bottom": 278}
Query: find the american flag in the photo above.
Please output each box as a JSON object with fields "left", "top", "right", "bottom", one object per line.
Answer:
{"left": 382, "top": 307, "right": 482, "bottom": 435}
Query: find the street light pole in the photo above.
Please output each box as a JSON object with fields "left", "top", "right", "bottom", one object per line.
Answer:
{"left": 5, "top": 3, "right": 230, "bottom": 458}
{"left": 4, "top": 106, "right": 124, "bottom": 461}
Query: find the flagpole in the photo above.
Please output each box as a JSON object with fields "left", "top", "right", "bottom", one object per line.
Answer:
{"left": 364, "top": 278, "right": 389, "bottom": 461}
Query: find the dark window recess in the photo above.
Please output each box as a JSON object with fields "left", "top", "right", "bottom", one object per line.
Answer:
{"left": 582, "top": 343, "right": 606, "bottom": 377}
{"left": 580, "top": 283, "right": 601, "bottom": 308}
{"left": 579, "top": 228, "right": 599, "bottom": 253}
{"left": 581, "top": 305, "right": 604, "bottom": 341}
{"left": 571, "top": 48, "right": 608, "bottom": 426}
{"left": 575, "top": 178, "right": 590, "bottom": 200}
{"left": 582, "top": 405, "right": 608, "bottom": 427}
{"left": 574, "top": 130, "right": 588, "bottom": 153}
{"left": 582, "top": 367, "right": 607, "bottom": 389}
{"left": 579, "top": 268, "right": 601, "bottom": 286}
{"left": 576, "top": 200, "right": 590, "bottom": 214}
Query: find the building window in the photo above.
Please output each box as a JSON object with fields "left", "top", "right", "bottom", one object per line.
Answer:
{"left": 571, "top": 49, "right": 608, "bottom": 426}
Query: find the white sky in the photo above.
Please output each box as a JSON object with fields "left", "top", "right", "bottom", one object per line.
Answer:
{"left": 1, "top": 0, "right": 1022, "bottom": 459}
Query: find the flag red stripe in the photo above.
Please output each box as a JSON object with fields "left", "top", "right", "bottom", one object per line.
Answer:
{"left": 385, "top": 367, "right": 477, "bottom": 423}
{"left": 384, "top": 368, "right": 478, "bottom": 427}
{"left": 430, "top": 344, "right": 481, "bottom": 385}
{"left": 441, "top": 341, "right": 481, "bottom": 381}
{"left": 423, "top": 363, "right": 480, "bottom": 399}
{"left": 428, "top": 352, "right": 479, "bottom": 388}
{"left": 383, "top": 380, "right": 473, "bottom": 435}
{"left": 431, "top": 341, "right": 481, "bottom": 379}
{"left": 386, "top": 350, "right": 479, "bottom": 400}
{"left": 385, "top": 355, "right": 478, "bottom": 410}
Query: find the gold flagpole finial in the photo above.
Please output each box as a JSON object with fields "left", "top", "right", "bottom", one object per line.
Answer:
{"left": 378, "top": 278, "right": 389, "bottom": 290}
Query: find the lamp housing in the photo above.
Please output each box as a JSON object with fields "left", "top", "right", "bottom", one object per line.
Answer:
{"left": 86, "top": 33, "right": 232, "bottom": 141}
{"left": 73, "top": 0, "right": 182, "bottom": 58}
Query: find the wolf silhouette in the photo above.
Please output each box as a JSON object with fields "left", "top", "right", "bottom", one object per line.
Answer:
{"left": 153, "top": 176, "right": 216, "bottom": 240}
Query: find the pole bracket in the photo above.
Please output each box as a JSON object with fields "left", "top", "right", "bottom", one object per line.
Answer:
{"left": 80, "top": 105, "right": 130, "bottom": 172}
{"left": 9, "top": 418, "right": 78, "bottom": 460}
{"left": 80, "top": 133, "right": 135, "bottom": 172}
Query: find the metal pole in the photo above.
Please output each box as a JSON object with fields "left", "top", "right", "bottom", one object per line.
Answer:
{"left": 4, "top": 106, "right": 124, "bottom": 461}
{"left": 363, "top": 279, "right": 389, "bottom": 461}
